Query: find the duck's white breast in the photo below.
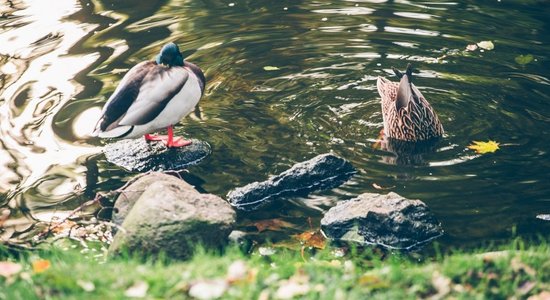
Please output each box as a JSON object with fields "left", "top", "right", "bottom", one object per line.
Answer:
{"left": 128, "top": 69, "right": 202, "bottom": 137}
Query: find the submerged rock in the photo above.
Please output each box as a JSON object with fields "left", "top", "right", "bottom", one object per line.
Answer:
{"left": 104, "top": 138, "right": 211, "bottom": 172}
{"left": 321, "top": 192, "right": 443, "bottom": 250}
{"left": 109, "top": 173, "right": 236, "bottom": 259}
{"left": 227, "top": 153, "right": 356, "bottom": 210}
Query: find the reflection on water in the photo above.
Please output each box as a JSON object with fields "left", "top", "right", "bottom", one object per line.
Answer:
{"left": 1, "top": 0, "right": 550, "bottom": 249}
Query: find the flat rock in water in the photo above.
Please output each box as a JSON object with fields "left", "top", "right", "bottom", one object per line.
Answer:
{"left": 321, "top": 192, "right": 443, "bottom": 250}
{"left": 104, "top": 138, "right": 211, "bottom": 172}
{"left": 227, "top": 153, "right": 356, "bottom": 210}
{"left": 109, "top": 172, "right": 236, "bottom": 259}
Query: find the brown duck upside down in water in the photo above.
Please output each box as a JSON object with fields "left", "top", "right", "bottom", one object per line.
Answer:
{"left": 376, "top": 64, "right": 444, "bottom": 142}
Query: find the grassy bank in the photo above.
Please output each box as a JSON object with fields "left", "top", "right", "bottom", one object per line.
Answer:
{"left": 1, "top": 240, "right": 550, "bottom": 299}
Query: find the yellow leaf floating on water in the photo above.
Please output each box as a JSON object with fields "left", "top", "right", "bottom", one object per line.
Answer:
{"left": 467, "top": 140, "right": 500, "bottom": 154}
{"left": 32, "top": 259, "right": 51, "bottom": 273}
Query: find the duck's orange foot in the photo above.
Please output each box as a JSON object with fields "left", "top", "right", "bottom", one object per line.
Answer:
{"left": 165, "top": 137, "right": 192, "bottom": 148}
{"left": 144, "top": 134, "right": 167, "bottom": 141}
{"left": 144, "top": 134, "right": 192, "bottom": 148}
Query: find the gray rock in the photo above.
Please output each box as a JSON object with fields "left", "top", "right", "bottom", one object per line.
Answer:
{"left": 109, "top": 173, "right": 236, "bottom": 259}
{"left": 112, "top": 172, "right": 186, "bottom": 227}
{"left": 104, "top": 138, "right": 211, "bottom": 172}
{"left": 321, "top": 192, "right": 443, "bottom": 250}
{"left": 227, "top": 153, "right": 356, "bottom": 210}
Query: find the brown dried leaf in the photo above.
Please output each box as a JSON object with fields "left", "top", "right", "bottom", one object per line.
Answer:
{"left": 294, "top": 231, "right": 326, "bottom": 250}
{"left": 252, "top": 219, "right": 295, "bottom": 232}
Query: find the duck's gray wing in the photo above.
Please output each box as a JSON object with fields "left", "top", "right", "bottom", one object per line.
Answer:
{"left": 118, "top": 64, "right": 188, "bottom": 126}
{"left": 96, "top": 61, "right": 189, "bottom": 133}
{"left": 96, "top": 61, "right": 151, "bottom": 132}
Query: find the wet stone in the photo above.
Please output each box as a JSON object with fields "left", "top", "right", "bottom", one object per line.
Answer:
{"left": 321, "top": 192, "right": 443, "bottom": 250}
{"left": 227, "top": 153, "right": 356, "bottom": 211}
{"left": 103, "top": 138, "right": 211, "bottom": 172}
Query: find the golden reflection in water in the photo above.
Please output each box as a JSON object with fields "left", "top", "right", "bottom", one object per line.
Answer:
{"left": 0, "top": 0, "right": 101, "bottom": 195}
{"left": 73, "top": 107, "right": 103, "bottom": 139}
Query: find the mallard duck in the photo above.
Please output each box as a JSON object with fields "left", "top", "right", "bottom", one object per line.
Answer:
{"left": 376, "top": 64, "right": 443, "bottom": 142}
{"left": 92, "top": 42, "right": 206, "bottom": 147}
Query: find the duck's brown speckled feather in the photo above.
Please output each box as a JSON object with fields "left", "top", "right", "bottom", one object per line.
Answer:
{"left": 377, "top": 67, "right": 444, "bottom": 142}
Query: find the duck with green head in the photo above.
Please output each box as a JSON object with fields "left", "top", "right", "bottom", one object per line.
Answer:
{"left": 377, "top": 64, "right": 443, "bottom": 142}
{"left": 93, "top": 42, "right": 206, "bottom": 147}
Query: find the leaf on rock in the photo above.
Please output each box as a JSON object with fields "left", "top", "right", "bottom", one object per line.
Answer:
{"left": 32, "top": 259, "right": 51, "bottom": 273}
{"left": 0, "top": 261, "right": 22, "bottom": 277}
{"left": 467, "top": 140, "right": 500, "bottom": 154}
{"left": 124, "top": 281, "right": 149, "bottom": 298}
{"left": 477, "top": 41, "right": 494, "bottom": 50}
{"left": 252, "top": 219, "right": 295, "bottom": 232}
{"left": 263, "top": 66, "right": 280, "bottom": 71}
{"left": 293, "top": 231, "right": 326, "bottom": 250}
{"left": 515, "top": 54, "right": 534, "bottom": 65}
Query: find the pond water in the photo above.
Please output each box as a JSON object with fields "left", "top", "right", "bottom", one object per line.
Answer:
{"left": 1, "top": 0, "right": 549, "bottom": 250}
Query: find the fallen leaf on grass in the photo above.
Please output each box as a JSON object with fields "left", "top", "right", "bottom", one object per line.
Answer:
{"left": 0, "top": 261, "right": 22, "bottom": 277}
{"left": 226, "top": 260, "right": 257, "bottom": 284}
{"left": 77, "top": 280, "right": 96, "bottom": 292}
{"left": 293, "top": 231, "right": 326, "bottom": 250}
{"left": 276, "top": 281, "right": 310, "bottom": 299}
{"left": 188, "top": 279, "right": 228, "bottom": 300}
{"left": 252, "top": 219, "right": 295, "bottom": 232}
{"left": 467, "top": 140, "right": 500, "bottom": 154}
{"left": 528, "top": 291, "right": 550, "bottom": 300}
{"left": 518, "top": 281, "right": 536, "bottom": 296}
{"left": 32, "top": 259, "right": 50, "bottom": 273}
{"left": 227, "top": 260, "right": 247, "bottom": 283}
{"left": 511, "top": 257, "right": 536, "bottom": 277}
{"left": 431, "top": 271, "right": 451, "bottom": 298}
{"left": 358, "top": 274, "right": 389, "bottom": 289}
{"left": 125, "top": 281, "right": 149, "bottom": 298}
{"left": 276, "top": 274, "right": 311, "bottom": 300}
{"left": 515, "top": 54, "right": 534, "bottom": 65}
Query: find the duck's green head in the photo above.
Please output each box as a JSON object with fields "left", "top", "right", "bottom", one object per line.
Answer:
{"left": 156, "top": 42, "right": 184, "bottom": 67}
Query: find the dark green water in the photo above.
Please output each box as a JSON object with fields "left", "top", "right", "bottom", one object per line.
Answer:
{"left": 1, "top": 0, "right": 549, "bottom": 249}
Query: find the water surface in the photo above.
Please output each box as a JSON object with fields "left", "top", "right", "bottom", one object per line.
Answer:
{"left": 1, "top": 0, "right": 550, "bottom": 249}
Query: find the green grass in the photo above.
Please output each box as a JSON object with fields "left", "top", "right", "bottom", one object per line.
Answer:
{"left": 1, "top": 240, "right": 550, "bottom": 299}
